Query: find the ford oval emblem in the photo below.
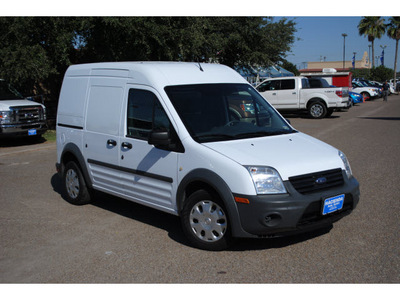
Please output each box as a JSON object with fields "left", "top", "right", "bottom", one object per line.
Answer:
{"left": 315, "top": 177, "right": 327, "bottom": 185}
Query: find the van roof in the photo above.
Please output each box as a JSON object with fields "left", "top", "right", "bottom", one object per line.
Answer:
{"left": 65, "top": 61, "right": 247, "bottom": 87}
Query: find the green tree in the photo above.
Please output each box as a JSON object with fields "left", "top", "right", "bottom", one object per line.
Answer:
{"left": 200, "top": 17, "right": 296, "bottom": 70}
{"left": 0, "top": 17, "right": 79, "bottom": 96}
{"left": 280, "top": 60, "right": 299, "bottom": 76}
{"left": 358, "top": 17, "right": 386, "bottom": 68}
{"left": 386, "top": 17, "right": 400, "bottom": 84}
{"left": 0, "top": 17, "right": 297, "bottom": 101}
{"left": 371, "top": 65, "right": 394, "bottom": 82}
{"left": 352, "top": 66, "right": 393, "bottom": 82}
{"left": 78, "top": 17, "right": 296, "bottom": 70}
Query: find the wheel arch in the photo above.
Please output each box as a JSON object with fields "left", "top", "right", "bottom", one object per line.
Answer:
{"left": 306, "top": 97, "right": 328, "bottom": 109}
{"left": 176, "top": 168, "right": 252, "bottom": 238}
{"left": 60, "top": 143, "right": 92, "bottom": 189}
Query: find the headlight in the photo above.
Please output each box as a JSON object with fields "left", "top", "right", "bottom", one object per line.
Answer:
{"left": 246, "top": 166, "right": 287, "bottom": 194}
{"left": 0, "top": 111, "right": 13, "bottom": 124}
{"left": 339, "top": 151, "right": 352, "bottom": 179}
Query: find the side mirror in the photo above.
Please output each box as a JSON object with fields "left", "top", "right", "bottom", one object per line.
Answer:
{"left": 148, "top": 131, "right": 170, "bottom": 147}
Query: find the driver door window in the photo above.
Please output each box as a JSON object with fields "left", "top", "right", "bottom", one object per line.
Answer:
{"left": 127, "top": 89, "right": 171, "bottom": 140}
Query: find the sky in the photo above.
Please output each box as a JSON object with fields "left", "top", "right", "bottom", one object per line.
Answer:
{"left": 279, "top": 17, "right": 399, "bottom": 72}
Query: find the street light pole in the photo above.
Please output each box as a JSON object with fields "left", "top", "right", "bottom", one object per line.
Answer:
{"left": 342, "top": 33, "right": 347, "bottom": 69}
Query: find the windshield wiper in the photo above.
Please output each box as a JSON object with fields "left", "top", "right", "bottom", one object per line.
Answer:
{"left": 234, "top": 130, "right": 296, "bottom": 139}
{"left": 193, "top": 133, "right": 235, "bottom": 142}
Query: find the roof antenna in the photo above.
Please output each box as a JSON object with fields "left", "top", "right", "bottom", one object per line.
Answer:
{"left": 198, "top": 61, "right": 204, "bottom": 72}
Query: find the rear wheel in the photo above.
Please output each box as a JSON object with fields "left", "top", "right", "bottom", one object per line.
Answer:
{"left": 63, "top": 161, "right": 92, "bottom": 205}
{"left": 308, "top": 101, "right": 327, "bottom": 119}
{"left": 181, "top": 189, "right": 232, "bottom": 251}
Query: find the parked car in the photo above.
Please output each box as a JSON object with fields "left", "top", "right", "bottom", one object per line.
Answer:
{"left": 0, "top": 79, "right": 47, "bottom": 138}
{"left": 56, "top": 62, "right": 360, "bottom": 251}
{"left": 256, "top": 76, "right": 349, "bottom": 118}
{"left": 351, "top": 81, "right": 380, "bottom": 101}
{"left": 349, "top": 91, "right": 363, "bottom": 105}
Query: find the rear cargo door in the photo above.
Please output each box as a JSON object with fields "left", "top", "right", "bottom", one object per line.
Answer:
{"left": 84, "top": 78, "right": 125, "bottom": 195}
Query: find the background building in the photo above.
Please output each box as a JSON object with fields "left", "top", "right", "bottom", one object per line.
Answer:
{"left": 305, "top": 51, "right": 371, "bottom": 70}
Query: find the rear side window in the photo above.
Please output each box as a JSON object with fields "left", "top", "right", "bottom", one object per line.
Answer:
{"left": 86, "top": 85, "right": 123, "bottom": 135}
{"left": 127, "top": 89, "right": 171, "bottom": 140}
{"left": 280, "top": 79, "right": 295, "bottom": 90}
{"left": 302, "top": 78, "right": 311, "bottom": 88}
{"left": 308, "top": 78, "right": 330, "bottom": 88}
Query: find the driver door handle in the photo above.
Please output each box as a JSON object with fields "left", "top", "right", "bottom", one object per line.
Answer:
{"left": 121, "top": 142, "right": 132, "bottom": 149}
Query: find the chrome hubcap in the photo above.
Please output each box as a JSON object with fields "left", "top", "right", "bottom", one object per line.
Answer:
{"left": 189, "top": 200, "right": 227, "bottom": 242}
{"left": 311, "top": 104, "right": 323, "bottom": 117}
{"left": 66, "top": 169, "right": 79, "bottom": 199}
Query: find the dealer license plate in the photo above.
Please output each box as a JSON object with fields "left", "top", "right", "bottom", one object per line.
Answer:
{"left": 322, "top": 194, "right": 345, "bottom": 215}
{"left": 28, "top": 129, "right": 37, "bottom": 136}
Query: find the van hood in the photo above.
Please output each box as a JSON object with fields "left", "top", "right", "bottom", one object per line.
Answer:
{"left": 0, "top": 99, "right": 43, "bottom": 109}
{"left": 204, "top": 132, "right": 343, "bottom": 180}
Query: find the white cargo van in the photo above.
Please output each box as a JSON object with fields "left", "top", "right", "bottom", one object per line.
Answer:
{"left": 56, "top": 62, "right": 360, "bottom": 250}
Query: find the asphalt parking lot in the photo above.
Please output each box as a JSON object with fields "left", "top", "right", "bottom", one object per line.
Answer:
{"left": 0, "top": 94, "right": 399, "bottom": 284}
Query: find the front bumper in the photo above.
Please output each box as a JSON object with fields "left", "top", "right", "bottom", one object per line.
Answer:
{"left": 234, "top": 173, "right": 360, "bottom": 237}
{"left": 0, "top": 122, "right": 47, "bottom": 137}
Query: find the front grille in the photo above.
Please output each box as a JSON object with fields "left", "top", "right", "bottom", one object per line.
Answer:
{"left": 10, "top": 106, "right": 44, "bottom": 123}
{"left": 289, "top": 168, "right": 344, "bottom": 194}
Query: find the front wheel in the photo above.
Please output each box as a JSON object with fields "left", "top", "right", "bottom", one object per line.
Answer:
{"left": 181, "top": 189, "right": 232, "bottom": 251}
{"left": 308, "top": 101, "right": 327, "bottom": 119}
{"left": 63, "top": 161, "right": 92, "bottom": 205}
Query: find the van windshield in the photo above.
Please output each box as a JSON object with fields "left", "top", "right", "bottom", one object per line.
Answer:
{"left": 165, "top": 83, "right": 296, "bottom": 143}
{"left": 0, "top": 80, "right": 24, "bottom": 100}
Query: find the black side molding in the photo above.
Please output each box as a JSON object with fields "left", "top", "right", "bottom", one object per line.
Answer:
{"left": 87, "top": 159, "right": 173, "bottom": 183}
{"left": 58, "top": 123, "right": 84, "bottom": 130}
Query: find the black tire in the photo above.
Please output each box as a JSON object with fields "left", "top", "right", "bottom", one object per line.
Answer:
{"left": 325, "top": 108, "right": 334, "bottom": 117}
{"left": 308, "top": 101, "right": 327, "bottom": 119}
{"left": 63, "top": 161, "right": 92, "bottom": 205}
{"left": 181, "top": 189, "right": 232, "bottom": 251}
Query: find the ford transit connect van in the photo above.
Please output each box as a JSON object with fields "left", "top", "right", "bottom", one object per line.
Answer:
{"left": 56, "top": 62, "right": 360, "bottom": 250}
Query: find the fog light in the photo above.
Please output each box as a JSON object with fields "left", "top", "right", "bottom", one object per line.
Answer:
{"left": 264, "top": 213, "right": 282, "bottom": 227}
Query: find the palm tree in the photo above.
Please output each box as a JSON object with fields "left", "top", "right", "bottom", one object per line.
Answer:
{"left": 358, "top": 17, "right": 386, "bottom": 68}
{"left": 386, "top": 17, "right": 400, "bottom": 86}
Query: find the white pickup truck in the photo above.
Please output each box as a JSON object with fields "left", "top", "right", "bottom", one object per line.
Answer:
{"left": 0, "top": 79, "right": 47, "bottom": 138}
{"left": 256, "top": 76, "right": 349, "bottom": 118}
